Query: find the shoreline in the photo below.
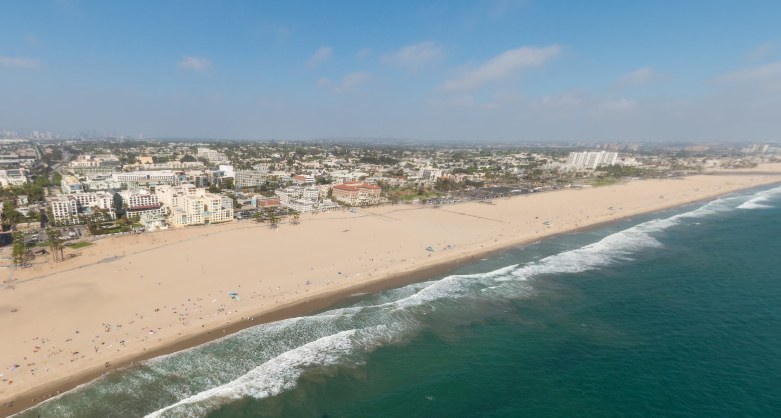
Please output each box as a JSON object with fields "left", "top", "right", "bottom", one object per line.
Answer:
{"left": 3, "top": 170, "right": 781, "bottom": 416}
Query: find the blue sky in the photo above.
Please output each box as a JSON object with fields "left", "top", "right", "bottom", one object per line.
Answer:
{"left": 1, "top": 0, "right": 780, "bottom": 141}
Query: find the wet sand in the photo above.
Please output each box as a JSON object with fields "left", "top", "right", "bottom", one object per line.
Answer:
{"left": 2, "top": 165, "right": 781, "bottom": 416}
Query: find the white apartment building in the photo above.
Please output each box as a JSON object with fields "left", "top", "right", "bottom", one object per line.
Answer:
{"left": 73, "top": 192, "right": 115, "bottom": 212}
{"left": 69, "top": 154, "right": 121, "bottom": 169}
{"left": 275, "top": 186, "right": 338, "bottom": 213}
{"left": 0, "top": 168, "right": 28, "bottom": 187}
{"left": 219, "top": 164, "right": 235, "bottom": 178}
{"left": 274, "top": 186, "right": 320, "bottom": 205}
{"left": 196, "top": 147, "right": 228, "bottom": 163}
{"left": 565, "top": 151, "right": 619, "bottom": 170}
{"left": 419, "top": 167, "right": 447, "bottom": 182}
{"left": 69, "top": 154, "right": 121, "bottom": 174}
{"left": 285, "top": 198, "right": 339, "bottom": 213}
{"left": 50, "top": 192, "right": 117, "bottom": 225}
{"left": 118, "top": 189, "right": 165, "bottom": 221}
{"left": 155, "top": 184, "right": 233, "bottom": 227}
{"left": 119, "top": 189, "right": 159, "bottom": 209}
{"left": 234, "top": 169, "right": 269, "bottom": 189}
{"left": 83, "top": 175, "right": 122, "bottom": 191}
{"left": 123, "top": 161, "right": 205, "bottom": 171}
{"left": 204, "top": 194, "right": 234, "bottom": 224}
{"left": 50, "top": 198, "right": 79, "bottom": 225}
{"left": 111, "top": 171, "right": 178, "bottom": 188}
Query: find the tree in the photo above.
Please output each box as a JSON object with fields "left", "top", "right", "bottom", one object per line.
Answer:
{"left": 44, "top": 207, "right": 54, "bottom": 227}
{"left": 290, "top": 211, "right": 300, "bottom": 225}
{"left": 85, "top": 211, "right": 105, "bottom": 235}
{"left": 12, "top": 231, "right": 28, "bottom": 267}
{"left": 180, "top": 154, "right": 197, "bottom": 163}
{"left": 46, "top": 227, "right": 64, "bottom": 262}
{"left": 253, "top": 208, "right": 266, "bottom": 223}
{"left": 267, "top": 209, "right": 280, "bottom": 230}
{"left": 2, "top": 201, "right": 20, "bottom": 226}
{"left": 434, "top": 178, "right": 458, "bottom": 192}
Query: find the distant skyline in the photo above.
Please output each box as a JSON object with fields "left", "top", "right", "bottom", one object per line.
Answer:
{"left": 1, "top": 0, "right": 780, "bottom": 142}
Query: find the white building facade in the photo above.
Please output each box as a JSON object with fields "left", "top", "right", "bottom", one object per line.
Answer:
{"left": 156, "top": 184, "right": 234, "bottom": 227}
{"left": 565, "top": 151, "right": 619, "bottom": 169}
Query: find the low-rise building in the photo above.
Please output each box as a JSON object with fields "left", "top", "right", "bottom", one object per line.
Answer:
{"left": 0, "top": 168, "right": 28, "bottom": 187}
{"left": 274, "top": 186, "right": 339, "bottom": 213}
{"left": 292, "top": 174, "right": 315, "bottom": 185}
{"left": 111, "top": 171, "right": 178, "bottom": 188}
{"left": 82, "top": 175, "right": 122, "bottom": 192}
{"left": 69, "top": 154, "right": 121, "bottom": 174}
{"left": 253, "top": 196, "right": 280, "bottom": 208}
{"left": 332, "top": 182, "right": 381, "bottom": 206}
{"left": 61, "top": 175, "right": 84, "bottom": 194}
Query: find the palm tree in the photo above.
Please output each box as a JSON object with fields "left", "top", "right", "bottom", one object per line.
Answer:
{"left": 290, "top": 210, "right": 300, "bottom": 225}
{"left": 46, "top": 227, "right": 64, "bottom": 262}
{"left": 267, "top": 209, "right": 279, "bottom": 230}
{"left": 11, "top": 231, "right": 28, "bottom": 267}
{"left": 254, "top": 208, "right": 266, "bottom": 223}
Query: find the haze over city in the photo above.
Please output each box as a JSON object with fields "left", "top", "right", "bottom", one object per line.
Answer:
{"left": 5, "top": 2, "right": 781, "bottom": 417}
{"left": 2, "top": 0, "right": 780, "bottom": 141}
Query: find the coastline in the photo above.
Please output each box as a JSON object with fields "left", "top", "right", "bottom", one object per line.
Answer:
{"left": 3, "top": 168, "right": 781, "bottom": 416}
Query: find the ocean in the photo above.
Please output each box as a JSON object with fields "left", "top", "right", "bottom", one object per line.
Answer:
{"left": 16, "top": 184, "right": 781, "bottom": 417}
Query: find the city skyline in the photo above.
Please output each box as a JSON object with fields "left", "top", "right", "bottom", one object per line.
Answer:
{"left": 1, "top": 0, "right": 780, "bottom": 142}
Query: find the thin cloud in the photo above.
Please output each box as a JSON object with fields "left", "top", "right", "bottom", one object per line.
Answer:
{"left": 307, "top": 46, "right": 333, "bottom": 68}
{"left": 0, "top": 56, "right": 40, "bottom": 70}
{"left": 381, "top": 41, "right": 445, "bottom": 72}
{"left": 746, "top": 42, "right": 774, "bottom": 61}
{"left": 718, "top": 61, "right": 781, "bottom": 82}
{"left": 617, "top": 67, "right": 655, "bottom": 87}
{"left": 597, "top": 98, "right": 636, "bottom": 113}
{"left": 439, "top": 45, "right": 560, "bottom": 92}
{"left": 356, "top": 48, "right": 372, "bottom": 60}
{"left": 716, "top": 61, "right": 781, "bottom": 93}
{"left": 318, "top": 72, "right": 372, "bottom": 94}
{"left": 178, "top": 56, "right": 212, "bottom": 72}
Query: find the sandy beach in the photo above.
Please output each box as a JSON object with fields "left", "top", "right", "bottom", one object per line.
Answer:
{"left": 2, "top": 165, "right": 781, "bottom": 416}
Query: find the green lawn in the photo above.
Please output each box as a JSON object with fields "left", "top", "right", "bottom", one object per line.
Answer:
{"left": 65, "top": 241, "right": 93, "bottom": 249}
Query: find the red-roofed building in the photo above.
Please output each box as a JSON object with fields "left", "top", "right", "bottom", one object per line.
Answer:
{"left": 332, "top": 181, "right": 381, "bottom": 206}
{"left": 292, "top": 174, "right": 315, "bottom": 185}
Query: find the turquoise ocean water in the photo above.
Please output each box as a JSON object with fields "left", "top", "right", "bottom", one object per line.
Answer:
{"left": 17, "top": 184, "right": 781, "bottom": 417}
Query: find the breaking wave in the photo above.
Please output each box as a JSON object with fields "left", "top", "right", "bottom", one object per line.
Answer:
{"left": 23, "top": 186, "right": 777, "bottom": 418}
{"left": 738, "top": 185, "right": 781, "bottom": 209}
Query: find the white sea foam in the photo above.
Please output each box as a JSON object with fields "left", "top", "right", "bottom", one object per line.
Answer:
{"left": 146, "top": 329, "right": 364, "bottom": 417}
{"left": 737, "top": 185, "right": 781, "bottom": 209}
{"left": 61, "top": 195, "right": 749, "bottom": 418}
